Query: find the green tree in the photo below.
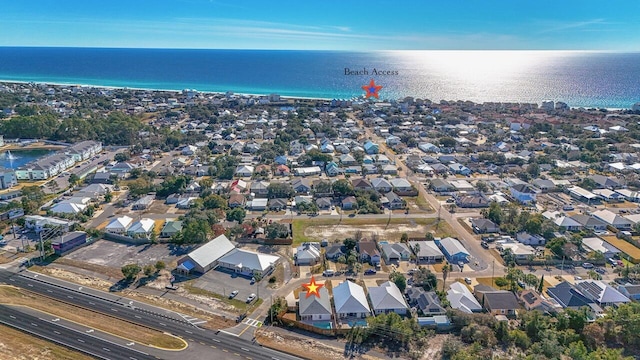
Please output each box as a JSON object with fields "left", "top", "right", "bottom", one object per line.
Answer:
{"left": 494, "top": 277, "right": 509, "bottom": 288}
{"left": 154, "top": 261, "right": 166, "bottom": 271}
{"left": 203, "top": 194, "right": 227, "bottom": 209}
{"left": 104, "top": 189, "right": 113, "bottom": 203}
{"left": 343, "top": 238, "right": 357, "bottom": 252}
{"left": 143, "top": 264, "right": 155, "bottom": 277}
{"left": 389, "top": 271, "right": 407, "bottom": 292}
{"left": 332, "top": 179, "right": 354, "bottom": 196}
{"left": 414, "top": 267, "right": 438, "bottom": 291}
{"left": 226, "top": 207, "right": 246, "bottom": 223}
{"left": 68, "top": 173, "right": 80, "bottom": 187}
{"left": 121, "top": 264, "right": 141, "bottom": 281}
{"left": 441, "top": 262, "right": 452, "bottom": 292}
{"left": 400, "top": 232, "right": 409, "bottom": 243}
{"left": 265, "top": 222, "right": 289, "bottom": 239}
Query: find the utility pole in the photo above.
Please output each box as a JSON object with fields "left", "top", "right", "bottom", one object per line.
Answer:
{"left": 560, "top": 255, "right": 565, "bottom": 277}
{"left": 270, "top": 295, "right": 273, "bottom": 325}
{"left": 38, "top": 231, "right": 45, "bottom": 261}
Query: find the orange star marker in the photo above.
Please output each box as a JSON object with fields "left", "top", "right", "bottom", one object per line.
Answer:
{"left": 302, "top": 276, "right": 324, "bottom": 298}
{"left": 362, "top": 79, "right": 383, "bottom": 99}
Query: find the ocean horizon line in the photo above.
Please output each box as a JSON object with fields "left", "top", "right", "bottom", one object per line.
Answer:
{"left": 1, "top": 46, "right": 637, "bottom": 54}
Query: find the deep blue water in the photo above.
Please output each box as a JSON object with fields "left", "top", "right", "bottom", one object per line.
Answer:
{"left": 0, "top": 47, "right": 639, "bottom": 108}
{"left": 0, "top": 149, "right": 54, "bottom": 169}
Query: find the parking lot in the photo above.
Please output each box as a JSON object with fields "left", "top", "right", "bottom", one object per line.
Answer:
{"left": 65, "top": 239, "right": 187, "bottom": 268}
{"left": 192, "top": 268, "right": 274, "bottom": 304}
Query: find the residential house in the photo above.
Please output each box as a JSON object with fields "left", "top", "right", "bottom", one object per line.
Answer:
{"left": 510, "top": 184, "right": 538, "bottom": 204}
{"left": 249, "top": 198, "right": 268, "bottom": 211}
{"left": 371, "top": 177, "right": 393, "bottom": 193}
{"left": 516, "top": 232, "right": 546, "bottom": 246}
{"left": 275, "top": 165, "right": 290, "bottom": 176}
{"left": 390, "top": 178, "right": 413, "bottom": 193}
{"left": 475, "top": 287, "right": 520, "bottom": 316}
{"left": 409, "top": 241, "right": 444, "bottom": 264}
{"left": 105, "top": 216, "right": 133, "bottom": 234}
{"left": 589, "top": 175, "right": 624, "bottom": 190}
{"left": 315, "top": 197, "right": 332, "bottom": 210}
{"left": 333, "top": 280, "right": 371, "bottom": 319}
{"left": 532, "top": 179, "right": 556, "bottom": 192}
{"left": 325, "top": 244, "right": 346, "bottom": 260}
{"left": 295, "top": 166, "right": 323, "bottom": 177}
{"left": 617, "top": 284, "right": 640, "bottom": 301}
{"left": 570, "top": 214, "right": 607, "bottom": 231}
{"left": 546, "top": 282, "right": 598, "bottom": 310}
{"left": 498, "top": 242, "right": 536, "bottom": 260}
{"left": 160, "top": 220, "right": 183, "bottom": 238}
{"left": 368, "top": 281, "right": 409, "bottom": 315}
{"left": 49, "top": 201, "right": 86, "bottom": 215}
{"left": 358, "top": 241, "right": 381, "bottom": 265}
{"left": 235, "top": 165, "right": 255, "bottom": 177}
{"left": 383, "top": 191, "right": 404, "bottom": 210}
{"left": 575, "top": 280, "right": 630, "bottom": 307}
{"left": 228, "top": 193, "right": 246, "bottom": 208}
{"left": 581, "top": 237, "right": 620, "bottom": 259}
{"left": 132, "top": 195, "right": 154, "bottom": 210}
{"left": 268, "top": 198, "right": 288, "bottom": 211}
{"left": 250, "top": 181, "right": 270, "bottom": 198}
{"left": 448, "top": 163, "right": 471, "bottom": 175}
{"left": 292, "top": 179, "right": 312, "bottom": 194}
{"left": 456, "top": 195, "right": 489, "bottom": 208}
{"left": 341, "top": 196, "right": 358, "bottom": 210}
{"left": 470, "top": 218, "right": 499, "bottom": 234}
{"left": 380, "top": 243, "right": 411, "bottom": 263}
{"left": 406, "top": 287, "right": 446, "bottom": 315}
{"left": 295, "top": 243, "right": 321, "bottom": 266}
{"left": 430, "top": 179, "right": 454, "bottom": 193}
{"left": 447, "top": 282, "right": 482, "bottom": 313}
{"left": 351, "top": 178, "right": 373, "bottom": 191}
{"left": 363, "top": 140, "right": 379, "bottom": 155}
{"left": 554, "top": 216, "right": 582, "bottom": 231}
{"left": 519, "top": 290, "right": 561, "bottom": 314}
{"left": 299, "top": 286, "right": 332, "bottom": 322}
{"left": 592, "top": 209, "right": 632, "bottom": 230}
{"left": 325, "top": 162, "right": 340, "bottom": 177}
{"left": 435, "top": 237, "right": 470, "bottom": 264}
{"left": 126, "top": 218, "right": 155, "bottom": 239}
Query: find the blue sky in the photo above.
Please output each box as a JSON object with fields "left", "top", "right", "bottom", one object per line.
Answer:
{"left": 1, "top": 0, "right": 639, "bottom": 50}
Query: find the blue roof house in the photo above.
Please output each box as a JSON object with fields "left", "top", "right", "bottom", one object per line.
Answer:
{"left": 274, "top": 155, "right": 288, "bottom": 165}
{"left": 363, "top": 141, "right": 379, "bottom": 155}
{"left": 435, "top": 237, "right": 470, "bottom": 264}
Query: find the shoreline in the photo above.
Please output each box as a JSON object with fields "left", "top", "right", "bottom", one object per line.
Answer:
{"left": 0, "top": 143, "right": 67, "bottom": 151}
{"left": 0, "top": 79, "right": 634, "bottom": 111}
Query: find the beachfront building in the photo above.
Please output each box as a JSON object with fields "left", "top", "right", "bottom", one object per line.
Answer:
{"left": 15, "top": 152, "right": 75, "bottom": 180}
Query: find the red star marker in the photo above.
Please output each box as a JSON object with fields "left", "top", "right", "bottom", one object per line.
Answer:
{"left": 302, "top": 276, "right": 324, "bottom": 298}
{"left": 362, "top": 79, "right": 383, "bottom": 99}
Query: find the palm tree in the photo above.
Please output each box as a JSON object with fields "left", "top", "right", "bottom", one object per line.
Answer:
{"left": 441, "top": 262, "right": 452, "bottom": 291}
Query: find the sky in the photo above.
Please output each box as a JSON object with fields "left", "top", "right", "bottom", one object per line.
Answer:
{"left": 1, "top": 0, "right": 639, "bottom": 50}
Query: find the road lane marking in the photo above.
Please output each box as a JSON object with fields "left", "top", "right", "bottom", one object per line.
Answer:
{"left": 211, "top": 338, "right": 220, "bottom": 342}
{"left": 211, "top": 345, "right": 217, "bottom": 349}
{"left": 127, "top": 342, "right": 135, "bottom": 346}
{"left": 47, "top": 290, "right": 53, "bottom": 293}
{"left": 110, "top": 308, "right": 118, "bottom": 312}
{"left": 27, "top": 283, "right": 33, "bottom": 287}
{"left": 223, "top": 349, "right": 228, "bottom": 352}
{"left": 30, "top": 323, "right": 38, "bottom": 327}
{"left": 53, "top": 330, "right": 60, "bottom": 334}
{"left": 134, "top": 315, "right": 141, "bottom": 319}
{"left": 67, "top": 295, "right": 74, "bottom": 299}
{"left": 159, "top": 322, "right": 166, "bottom": 326}
{"left": 103, "top": 348, "right": 111, "bottom": 352}
{"left": 185, "top": 330, "right": 193, "bottom": 334}
{"left": 77, "top": 339, "right": 85, "bottom": 343}
{"left": 86, "top": 329, "right": 94, "bottom": 333}
{"left": 88, "top": 302, "right": 95, "bottom": 305}
{"left": 9, "top": 315, "right": 15, "bottom": 319}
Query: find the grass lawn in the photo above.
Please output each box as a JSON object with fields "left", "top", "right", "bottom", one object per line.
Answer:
{"left": 415, "top": 195, "right": 433, "bottom": 212}
{"left": 0, "top": 286, "right": 185, "bottom": 350}
{"left": 0, "top": 323, "right": 94, "bottom": 360}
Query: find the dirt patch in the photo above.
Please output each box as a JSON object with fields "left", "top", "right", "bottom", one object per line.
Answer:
{"left": 0, "top": 323, "right": 94, "bottom": 360}
{"left": 0, "top": 286, "right": 185, "bottom": 350}
{"left": 256, "top": 328, "right": 380, "bottom": 360}
{"left": 305, "top": 224, "right": 428, "bottom": 242}
{"left": 34, "top": 267, "right": 113, "bottom": 291}
{"left": 420, "top": 334, "right": 448, "bottom": 360}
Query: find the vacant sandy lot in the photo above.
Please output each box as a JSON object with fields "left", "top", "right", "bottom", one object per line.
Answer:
{"left": 305, "top": 223, "right": 429, "bottom": 242}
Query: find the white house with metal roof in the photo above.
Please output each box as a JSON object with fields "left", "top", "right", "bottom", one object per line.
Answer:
{"left": 333, "top": 280, "right": 371, "bottom": 319}
{"left": 447, "top": 282, "right": 482, "bottom": 313}
{"left": 368, "top": 281, "right": 409, "bottom": 315}
{"left": 176, "top": 234, "right": 236, "bottom": 274}
{"left": 581, "top": 237, "right": 620, "bottom": 259}
{"left": 105, "top": 216, "right": 133, "bottom": 234}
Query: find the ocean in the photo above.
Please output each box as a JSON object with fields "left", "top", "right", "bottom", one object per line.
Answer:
{"left": 0, "top": 47, "right": 639, "bottom": 108}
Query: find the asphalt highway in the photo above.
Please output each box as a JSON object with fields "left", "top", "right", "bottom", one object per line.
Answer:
{"left": 0, "top": 269, "right": 302, "bottom": 360}
{"left": 0, "top": 304, "right": 156, "bottom": 360}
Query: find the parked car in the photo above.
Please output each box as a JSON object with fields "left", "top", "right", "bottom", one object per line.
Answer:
{"left": 446, "top": 198, "right": 455, "bottom": 203}
{"left": 322, "top": 270, "right": 335, "bottom": 277}
{"left": 582, "top": 262, "right": 594, "bottom": 269}
{"left": 364, "top": 269, "right": 377, "bottom": 275}
{"left": 481, "top": 241, "right": 489, "bottom": 249}
{"left": 246, "top": 293, "right": 257, "bottom": 303}
{"left": 464, "top": 277, "right": 472, "bottom": 284}
{"left": 595, "top": 267, "right": 606, "bottom": 274}
{"left": 229, "top": 290, "right": 239, "bottom": 299}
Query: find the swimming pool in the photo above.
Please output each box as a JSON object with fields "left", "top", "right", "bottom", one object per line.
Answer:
{"left": 347, "top": 319, "right": 368, "bottom": 327}
{"left": 311, "top": 321, "right": 332, "bottom": 329}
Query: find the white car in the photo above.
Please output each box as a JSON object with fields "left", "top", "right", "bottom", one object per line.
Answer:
{"left": 464, "top": 277, "right": 472, "bottom": 284}
{"left": 246, "top": 293, "right": 257, "bottom": 303}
